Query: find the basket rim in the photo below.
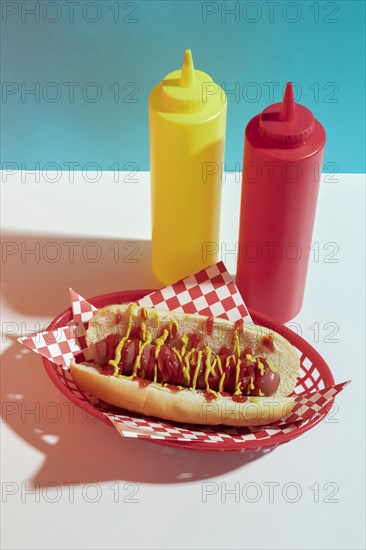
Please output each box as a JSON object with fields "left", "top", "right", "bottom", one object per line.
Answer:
{"left": 42, "top": 289, "right": 335, "bottom": 452}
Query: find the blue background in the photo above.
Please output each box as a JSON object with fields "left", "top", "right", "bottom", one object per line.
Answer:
{"left": 1, "top": 0, "right": 365, "bottom": 172}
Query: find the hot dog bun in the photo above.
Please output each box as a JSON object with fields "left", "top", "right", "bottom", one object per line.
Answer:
{"left": 70, "top": 304, "right": 300, "bottom": 426}
{"left": 70, "top": 361, "right": 295, "bottom": 426}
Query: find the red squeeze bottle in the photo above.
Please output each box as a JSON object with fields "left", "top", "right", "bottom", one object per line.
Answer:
{"left": 236, "top": 82, "right": 326, "bottom": 323}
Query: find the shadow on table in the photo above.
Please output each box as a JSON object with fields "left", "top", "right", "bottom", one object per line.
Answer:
{"left": 1, "top": 232, "right": 160, "bottom": 317}
{"left": 1, "top": 232, "right": 271, "bottom": 488}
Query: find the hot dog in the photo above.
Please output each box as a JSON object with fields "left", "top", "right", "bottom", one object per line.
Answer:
{"left": 70, "top": 303, "right": 300, "bottom": 426}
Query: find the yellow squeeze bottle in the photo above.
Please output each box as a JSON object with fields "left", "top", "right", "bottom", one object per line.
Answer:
{"left": 149, "top": 49, "right": 227, "bottom": 285}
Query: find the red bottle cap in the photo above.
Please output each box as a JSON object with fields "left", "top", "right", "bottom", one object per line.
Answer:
{"left": 259, "top": 82, "right": 315, "bottom": 147}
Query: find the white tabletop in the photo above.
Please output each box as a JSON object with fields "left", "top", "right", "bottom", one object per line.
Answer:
{"left": 1, "top": 172, "right": 365, "bottom": 550}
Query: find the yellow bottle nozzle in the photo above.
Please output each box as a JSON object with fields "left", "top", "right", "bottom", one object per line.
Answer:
{"left": 159, "top": 49, "right": 221, "bottom": 113}
{"left": 180, "top": 49, "right": 195, "bottom": 88}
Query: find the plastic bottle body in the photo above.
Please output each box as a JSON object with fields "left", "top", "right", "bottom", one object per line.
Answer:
{"left": 149, "top": 71, "right": 227, "bottom": 285}
{"left": 236, "top": 114, "right": 326, "bottom": 323}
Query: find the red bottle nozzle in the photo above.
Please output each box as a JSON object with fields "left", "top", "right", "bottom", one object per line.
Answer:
{"left": 259, "top": 81, "right": 315, "bottom": 146}
{"left": 279, "top": 82, "right": 295, "bottom": 121}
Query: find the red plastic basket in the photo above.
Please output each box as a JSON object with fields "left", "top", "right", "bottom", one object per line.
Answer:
{"left": 42, "top": 289, "right": 335, "bottom": 453}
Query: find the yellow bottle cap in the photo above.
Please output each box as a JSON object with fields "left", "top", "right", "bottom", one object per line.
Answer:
{"left": 161, "top": 50, "right": 218, "bottom": 113}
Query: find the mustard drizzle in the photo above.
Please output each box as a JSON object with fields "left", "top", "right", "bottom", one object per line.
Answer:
{"left": 180, "top": 334, "right": 189, "bottom": 356}
{"left": 153, "top": 329, "right": 169, "bottom": 383}
{"left": 257, "top": 359, "right": 265, "bottom": 376}
{"left": 191, "top": 350, "right": 203, "bottom": 390}
{"left": 108, "top": 308, "right": 276, "bottom": 396}
{"left": 183, "top": 349, "right": 193, "bottom": 384}
{"left": 108, "top": 303, "right": 138, "bottom": 376}
{"left": 132, "top": 332, "right": 152, "bottom": 377}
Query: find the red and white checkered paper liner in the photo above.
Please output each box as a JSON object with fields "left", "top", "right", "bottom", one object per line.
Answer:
{"left": 19, "top": 321, "right": 91, "bottom": 368}
{"left": 138, "top": 262, "right": 252, "bottom": 324}
{"left": 70, "top": 288, "right": 98, "bottom": 323}
{"left": 19, "top": 262, "right": 349, "bottom": 445}
{"left": 19, "top": 325, "right": 81, "bottom": 368}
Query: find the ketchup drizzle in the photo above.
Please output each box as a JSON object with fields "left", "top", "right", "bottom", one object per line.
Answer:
{"left": 100, "top": 309, "right": 281, "bottom": 400}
